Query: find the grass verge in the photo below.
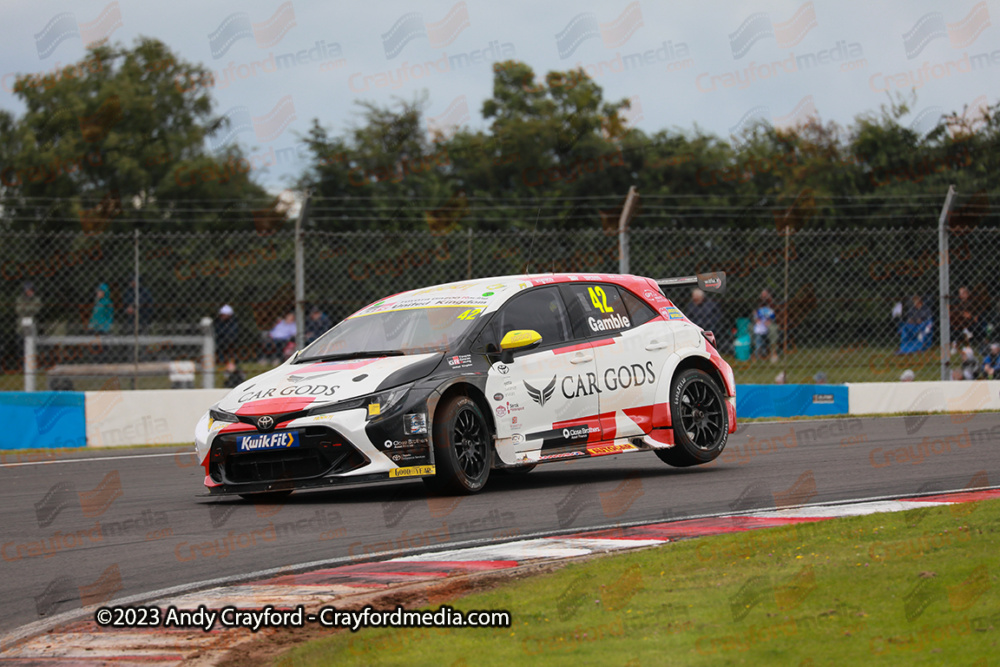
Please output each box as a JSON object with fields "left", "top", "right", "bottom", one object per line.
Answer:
{"left": 282, "top": 498, "right": 1000, "bottom": 666}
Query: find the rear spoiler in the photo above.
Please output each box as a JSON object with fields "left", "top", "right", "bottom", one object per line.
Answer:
{"left": 655, "top": 271, "right": 726, "bottom": 295}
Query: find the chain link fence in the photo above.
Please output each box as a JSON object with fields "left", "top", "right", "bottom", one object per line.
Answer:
{"left": 2, "top": 192, "right": 996, "bottom": 390}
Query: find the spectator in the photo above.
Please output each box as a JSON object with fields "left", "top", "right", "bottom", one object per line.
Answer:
{"left": 898, "top": 295, "right": 933, "bottom": 354}
{"left": 121, "top": 278, "right": 154, "bottom": 331}
{"left": 983, "top": 343, "right": 1000, "bottom": 379}
{"left": 222, "top": 359, "right": 246, "bottom": 388}
{"left": 950, "top": 286, "right": 981, "bottom": 348}
{"left": 961, "top": 345, "right": 978, "bottom": 380}
{"left": 685, "top": 288, "right": 722, "bottom": 334}
{"left": 304, "top": 305, "right": 333, "bottom": 344}
{"left": 215, "top": 304, "right": 239, "bottom": 360}
{"left": 813, "top": 371, "right": 828, "bottom": 384}
{"left": 88, "top": 283, "right": 114, "bottom": 333}
{"left": 900, "top": 369, "right": 915, "bottom": 382}
{"left": 774, "top": 371, "right": 786, "bottom": 384}
{"left": 753, "top": 289, "right": 779, "bottom": 363}
{"left": 15, "top": 282, "right": 41, "bottom": 323}
{"left": 262, "top": 311, "right": 296, "bottom": 363}
{"left": 13, "top": 282, "right": 41, "bottom": 369}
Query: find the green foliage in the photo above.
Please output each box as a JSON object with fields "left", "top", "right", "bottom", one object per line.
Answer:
{"left": 0, "top": 38, "right": 274, "bottom": 231}
{"left": 294, "top": 62, "right": 998, "bottom": 232}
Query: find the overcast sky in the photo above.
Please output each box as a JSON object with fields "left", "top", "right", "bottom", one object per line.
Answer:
{"left": 1, "top": 0, "right": 996, "bottom": 192}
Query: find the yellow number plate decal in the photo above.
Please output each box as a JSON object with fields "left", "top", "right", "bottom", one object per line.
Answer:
{"left": 389, "top": 465, "right": 436, "bottom": 478}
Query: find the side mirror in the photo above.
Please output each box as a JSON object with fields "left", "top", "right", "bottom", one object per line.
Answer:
{"left": 499, "top": 329, "right": 542, "bottom": 364}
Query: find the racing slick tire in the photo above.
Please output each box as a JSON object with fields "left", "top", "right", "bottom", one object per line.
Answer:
{"left": 655, "top": 369, "right": 729, "bottom": 468}
{"left": 424, "top": 395, "right": 493, "bottom": 495}
{"left": 238, "top": 490, "right": 293, "bottom": 502}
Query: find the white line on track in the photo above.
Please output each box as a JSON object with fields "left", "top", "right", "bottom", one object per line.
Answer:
{"left": 0, "top": 452, "right": 187, "bottom": 468}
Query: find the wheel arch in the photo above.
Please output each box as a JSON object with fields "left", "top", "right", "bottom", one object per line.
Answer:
{"left": 426, "top": 378, "right": 496, "bottom": 452}
{"left": 650, "top": 347, "right": 733, "bottom": 430}
{"left": 674, "top": 354, "right": 728, "bottom": 396}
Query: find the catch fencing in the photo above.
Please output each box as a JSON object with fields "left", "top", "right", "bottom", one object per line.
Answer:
{"left": 1, "top": 189, "right": 995, "bottom": 390}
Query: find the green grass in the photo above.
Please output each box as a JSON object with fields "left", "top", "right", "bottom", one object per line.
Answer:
{"left": 723, "top": 346, "right": 942, "bottom": 384}
{"left": 282, "top": 498, "right": 1000, "bottom": 666}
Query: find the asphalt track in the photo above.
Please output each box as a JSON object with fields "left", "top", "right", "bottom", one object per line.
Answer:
{"left": 1, "top": 413, "right": 998, "bottom": 635}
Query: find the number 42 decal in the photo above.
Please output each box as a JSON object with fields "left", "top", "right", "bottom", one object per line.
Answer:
{"left": 458, "top": 308, "right": 483, "bottom": 320}
{"left": 588, "top": 286, "right": 613, "bottom": 313}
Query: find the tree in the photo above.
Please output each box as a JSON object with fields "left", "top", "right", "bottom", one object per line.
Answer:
{"left": 0, "top": 38, "right": 274, "bottom": 231}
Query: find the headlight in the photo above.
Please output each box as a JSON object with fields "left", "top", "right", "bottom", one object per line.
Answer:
{"left": 365, "top": 386, "right": 411, "bottom": 420}
{"left": 305, "top": 385, "right": 413, "bottom": 421}
{"left": 209, "top": 408, "right": 238, "bottom": 423}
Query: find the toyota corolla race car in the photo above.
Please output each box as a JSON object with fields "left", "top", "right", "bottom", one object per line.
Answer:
{"left": 195, "top": 272, "right": 736, "bottom": 499}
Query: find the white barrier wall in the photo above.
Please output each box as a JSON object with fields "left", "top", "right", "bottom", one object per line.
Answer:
{"left": 81, "top": 381, "right": 1000, "bottom": 447}
{"left": 85, "top": 388, "right": 229, "bottom": 447}
{"left": 847, "top": 381, "right": 1000, "bottom": 416}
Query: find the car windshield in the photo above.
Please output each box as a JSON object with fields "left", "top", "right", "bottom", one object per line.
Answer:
{"left": 298, "top": 305, "right": 482, "bottom": 361}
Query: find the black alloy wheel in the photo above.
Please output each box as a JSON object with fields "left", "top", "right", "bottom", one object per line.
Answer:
{"left": 425, "top": 395, "right": 493, "bottom": 495}
{"left": 656, "top": 369, "right": 729, "bottom": 467}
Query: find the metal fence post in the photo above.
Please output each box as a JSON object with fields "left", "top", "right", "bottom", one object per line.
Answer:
{"left": 618, "top": 186, "right": 639, "bottom": 274}
{"left": 200, "top": 317, "right": 215, "bottom": 389}
{"left": 466, "top": 228, "right": 473, "bottom": 279}
{"left": 294, "top": 191, "right": 311, "bottom": 351}
{"left": 132, "top": 228, "right": 140, "bottom": 390}
{"left": 23, "top": 317, "right": 36, "bottom": 392}
{"left": 938, "top": 185, "right": 956, "bottom": 381}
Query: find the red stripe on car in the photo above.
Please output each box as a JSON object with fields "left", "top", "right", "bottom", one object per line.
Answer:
{"left": 236, "top": 397, "right": 316, "bottom": 416}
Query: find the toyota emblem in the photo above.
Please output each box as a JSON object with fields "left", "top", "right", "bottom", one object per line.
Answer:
{"left": 256, "top": 415, "right": 275, "bottom": 432}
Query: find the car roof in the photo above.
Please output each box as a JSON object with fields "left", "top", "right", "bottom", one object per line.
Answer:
{"left": 349, "top": 273, "right": 665, "bottom": 319}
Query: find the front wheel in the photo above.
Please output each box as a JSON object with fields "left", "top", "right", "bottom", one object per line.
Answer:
{"left": 655, "top": 369, "right": 729, "bottom": 468}
{"left": 424, "top": 395, "right": 493, "bottom": 495}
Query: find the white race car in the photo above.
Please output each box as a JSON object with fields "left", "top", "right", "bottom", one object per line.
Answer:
{"left": 195, "top": 272, "right": 735, "bottom": 498}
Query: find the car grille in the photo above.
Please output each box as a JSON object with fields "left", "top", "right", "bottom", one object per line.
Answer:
{"left": 209, "top": 425, "right": 368, "bottom": 485}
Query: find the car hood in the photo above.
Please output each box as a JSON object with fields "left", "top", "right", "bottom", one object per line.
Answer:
{"left": 217, "top": 353, "right": 441, "bottom": 416}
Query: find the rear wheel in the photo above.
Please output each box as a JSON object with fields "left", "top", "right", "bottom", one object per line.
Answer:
{"left": 424, "top": 395, "right": 493, "bottom": 495}
{"left": 655, "top": 369, "right": 728, "bottom": 467}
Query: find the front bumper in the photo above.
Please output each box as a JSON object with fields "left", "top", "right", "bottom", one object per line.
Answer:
{"left": 195, "top": 405, "right": 434, "bottom": 496}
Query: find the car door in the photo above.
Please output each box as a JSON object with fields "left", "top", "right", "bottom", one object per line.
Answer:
{"left": 482, "top": 286, "right": 601, "bottom": 460}
{"left": 559, "top": 282, "right": 668, "bottom": 441}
